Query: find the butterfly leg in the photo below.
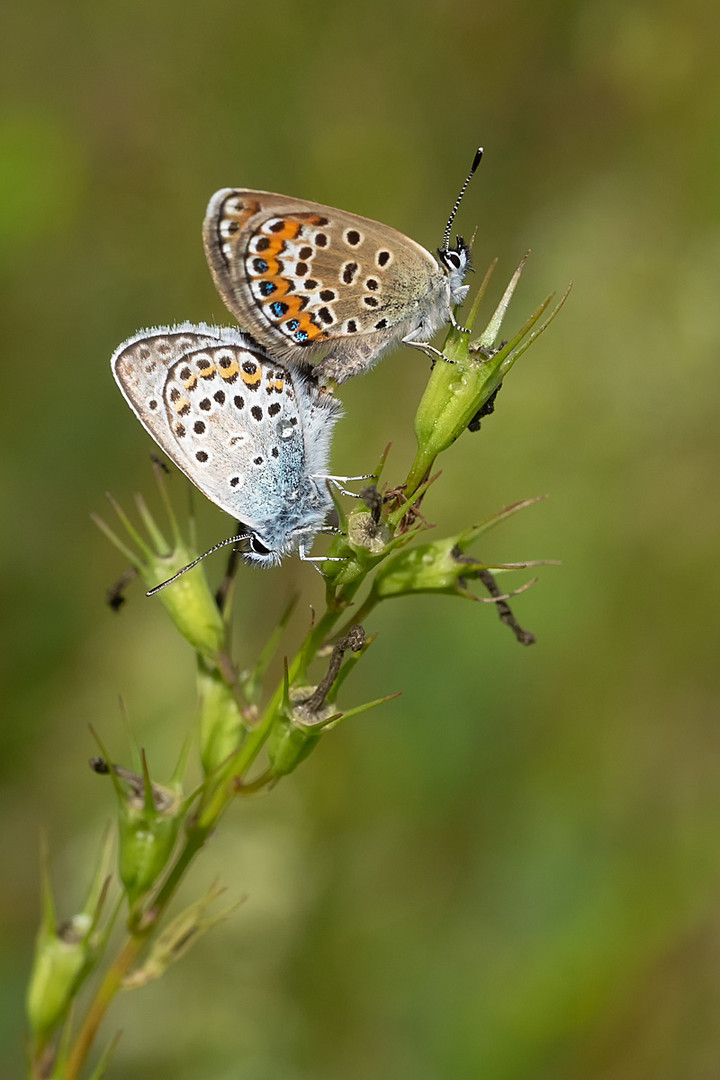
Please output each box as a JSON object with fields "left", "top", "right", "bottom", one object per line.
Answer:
{"left": 298, "top": 543, "right": 346, "bottom": 564}
{"left": 449, "top": 310, "right": 472, "bottom": 335}
{"left": 402, "top": 336, "right": 458, "bottom": 366}
{"left": 319, "top": 474, "right": 375, "bottom": 498}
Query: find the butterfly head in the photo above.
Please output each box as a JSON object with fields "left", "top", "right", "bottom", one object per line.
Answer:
{"left": 244, "top": 516, "right": 328, "bottom": 567}
{"left": 438, "top": 237, "right": 471, "bottom": 304}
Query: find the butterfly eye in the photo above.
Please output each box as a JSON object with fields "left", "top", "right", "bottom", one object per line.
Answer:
{"left": 246, "top": 534, "right": 283, "bottom": 567}
{"left": 249, "top": 535, "right": 271, "bottom": 557}
{"left": 437, "top": 238, "right": 471, "bottom": 277}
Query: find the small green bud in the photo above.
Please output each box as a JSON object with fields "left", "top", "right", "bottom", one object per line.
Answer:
{"left": 92, "top": 756, "right": 183, "bottom": 908}
{"left": 407, "top": 259, "right": 570, "bottom": 496}
{"left": 266, "top": 687, "right": 338, "bottom": 777}
{"left": 267, "top": 628, "right": 368, "bottom": 776}
{"left": 94, "top": 464, "right": 227, "bottom": 659}
{"left": 118, "top": 806, "right": 180, "bottom": 910}
{"left": 266, "top": 718, "right": 316, "bottom": 776}
{"left": 149, "top": 560, "right": 226, "bottom": 659}
{"left": 26, "top": 912, "right": 92, "bottom": 1042}
{"left": 26, "top": 833, "right": 112, "bottom": 1042}
{"left": 371, "top": 536, "right": 476, "bottom": 599}
{"left": 370, "top": 500, "right": 548, "bottom": 605}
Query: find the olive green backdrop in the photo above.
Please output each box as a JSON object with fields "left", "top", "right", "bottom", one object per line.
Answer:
{"left": 2, "top": 0, "right": 719, "bottom": 1077}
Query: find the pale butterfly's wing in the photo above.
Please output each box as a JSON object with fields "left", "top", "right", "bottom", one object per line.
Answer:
{"left": 203, "top": 190, "right": 447, "bottom": 380}
{"left": 112, "top": 323, "right": 338, "bottom": 551}
{"left": 111, "top": 322, "right": 224, "bottom": 482}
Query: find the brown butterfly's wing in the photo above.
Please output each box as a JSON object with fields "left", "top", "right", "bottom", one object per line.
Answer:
{"left": 203, "top": 190, "right": 442, "bottom": 372}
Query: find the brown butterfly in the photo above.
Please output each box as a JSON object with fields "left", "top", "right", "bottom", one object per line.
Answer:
{"left": 202, "top": 148, "right": 482, "bottom": 383}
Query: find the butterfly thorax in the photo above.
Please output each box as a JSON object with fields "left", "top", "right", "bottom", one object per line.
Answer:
{"left": 247, "top": 489, "right": 332, "bottom": 564}
{"left": 252, "top": 473, "right": 329, "bottom": 548}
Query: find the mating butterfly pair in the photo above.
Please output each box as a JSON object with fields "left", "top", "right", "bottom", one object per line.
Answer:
{"left": 111, "top": 150, "right": 482, "bottom": 578}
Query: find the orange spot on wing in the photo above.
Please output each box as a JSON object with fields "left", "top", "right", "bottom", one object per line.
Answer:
{"left": 218, "top": 357, "right": 240, "bottom": 381}
{"left": 273, "top": 295, "right": 307, "bottom": 319}
{"left": 261, "top": 219, "right": 302, "bottom": 242}
{"left": 257, "top": 253, "right": 283, "bottom": 277}
{"left": 287, "top": 310, "right": 326, "bottom": 342}
{"left": 261, "top": 275, "right": 293, "bottom": 298}
{"left": 241, "top": 367, "right": 262, "bottom": 387}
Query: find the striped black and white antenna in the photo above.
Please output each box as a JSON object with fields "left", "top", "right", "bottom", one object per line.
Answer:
{"left": 442, "top": 146, "right": 483, "bottom": 251}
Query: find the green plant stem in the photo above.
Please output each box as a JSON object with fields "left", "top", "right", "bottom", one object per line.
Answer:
{"left": 64, "top": 935, "right": 144, "bottom": 1080}
{"left": 332, "top": 592, "right": 379, "bottom": 643}
{"left": 64, "top": 823, "right": 208, "bottom": 1079}
{"left": 403, "top": 453, "right": 434, "bottom": 504}
{"left": 150, "top": 826, "right": 210, "bottom": 913}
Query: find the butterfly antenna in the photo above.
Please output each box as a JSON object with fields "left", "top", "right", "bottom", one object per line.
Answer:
{"left": 442, "top": 146, "right": 483, "bottom": 251}
{"left": 146, "top": 534, "right": 248, "bottom": 597}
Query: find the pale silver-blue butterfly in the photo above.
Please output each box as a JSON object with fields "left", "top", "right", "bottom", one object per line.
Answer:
{"left": 111, "top": 323, "right": 345, "bottom": 569}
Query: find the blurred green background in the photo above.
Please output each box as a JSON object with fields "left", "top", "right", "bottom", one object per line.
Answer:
{"left": 2, "top": 0, "right": 720, "bottom": 1076}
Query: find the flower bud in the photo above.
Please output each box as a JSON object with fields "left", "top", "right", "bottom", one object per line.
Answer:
{"left": 26, "top": 833, "right": 112, "bottom": 1042}
{"left": 369, "top": 500, "right": 547, "bottom": 604}
{"left": 371, "top": 536, "right": 478, "bottom": 600}
{"left": 26, "top": 912, "right": 92, "bottom": 1042}
{"left": 407, "top": 259, "right": 570, "bottom": 496}
{"left": 118, "top": 805, "right": 180, "bottom": 910}
{"left": 266, "top": 687, "right": 338, "bottom": 777}
{"left": 94, "top": 463, "right": 227, "bottom": 659}
{"left": 267, "top": 628, "right": 371, "bottom": 776}
{"left": 92, "top": 755, "right": 183, "bottom": 908}
{"left": 149, "top": 558, "right": 226, "bottom": 659}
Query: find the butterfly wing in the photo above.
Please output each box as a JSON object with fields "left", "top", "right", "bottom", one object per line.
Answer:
{"left": 112, "top": 323, "right": 331, "bottom": 539}
{"left": 203, "top": 190, "right": 443, "bottom": 372}
{"left": 111, "top": 322, "right": 223, "bottom": 479}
